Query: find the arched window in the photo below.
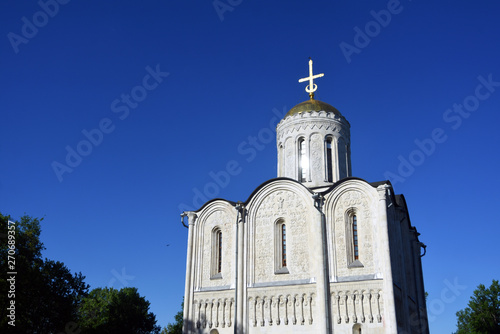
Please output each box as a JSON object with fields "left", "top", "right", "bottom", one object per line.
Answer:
{"left": 281, "top": 224, "right": 287, "bottom": 267}
{"left": 217, "top": 230, "right": 222, "bottom": 273}
{"left": 298, "top": 138, "right": 308, "bottom": 182}
{"left": 275, "top": 219, "right": 289, "bottom": 274}
{"left": 326, "top": 137, "right": 333, "bottom": 182}
{"left": 353, "top": 215, "right": 359, "bottom": 260}
{"left": 211, "top": 228, "right": 223, "bottom": 279}
{"left": 347, "top": 211, "right": 363, "bottom": 268}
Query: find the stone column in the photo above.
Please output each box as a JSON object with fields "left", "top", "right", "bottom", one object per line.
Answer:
{"left": 377, "top": 185, "right": 398, "bottom": 333}
{"left": 235, "top": 204, "right": 245, "bottom": 333}
{"left": 182, "top": 212, "right": 197, "bottom": 333}
{"left": 312, "top": 193, "right": 330, "bottom": 334}
{"left": 242, "top": 209, "right": 249, "bottom": 332}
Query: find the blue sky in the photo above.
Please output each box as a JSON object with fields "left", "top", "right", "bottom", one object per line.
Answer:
{"left": 1, "top": 0, "right": 499, "bottom": 332}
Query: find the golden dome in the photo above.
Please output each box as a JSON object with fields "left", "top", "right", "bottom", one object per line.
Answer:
{"left": 285, "top": 98, "right": 342, "bottom": 118}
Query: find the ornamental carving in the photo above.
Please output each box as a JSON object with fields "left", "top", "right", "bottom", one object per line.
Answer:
{"left": 310, "top": 133, "right": 323, "bottom": 181}
{"left": 201, "top": 210, "right": 234, "bottom": 288}
{"left": 277, "top": 117, "right": 351, "bottom": 185}
{"left": 284, "top": 137, "right": 295, "bottom": 179}
{"left": 248, "top": 292, "right": 315, "bottom": 327}
{"left": 254, "top": 189, "right": 310, "bottom": 282}
{"left": 277, "top": 120, "right": 348, "bottom": 141}
{"left": 193, "top": 297, "right": 234, "bottom": 329}
{"left": 333, "top": 190, "right": 374, "bottom": 276}
{"left": 331, "top": 288, "right": 382, "bottom": 324}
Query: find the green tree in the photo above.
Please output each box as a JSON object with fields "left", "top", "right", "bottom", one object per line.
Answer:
{"left": 454, "top": 279, "right": 500, "bottom": 334}
{"left": 78, "top": 287, "right": 161, "bottom": 334}
{"left": 162, "top": 300, "right": 183, "bottom": 334}
{"left": 0, "top": 213, "right": 89, "bottom": 333}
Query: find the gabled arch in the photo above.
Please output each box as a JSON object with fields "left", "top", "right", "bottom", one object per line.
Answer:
{"left": 244, "top": 177, "right": 314, "bottom": 209}
{"left": 244, "top": 178, "right": 315, "bottom": 285}
{"left": 193, "top": 200, "right": 237, "bottom": 289}
{"left": 322, "top": 177, "right": 380, "bottom": 215}
{"left": 322, "top": 178, "right": 380, "bottom": 278}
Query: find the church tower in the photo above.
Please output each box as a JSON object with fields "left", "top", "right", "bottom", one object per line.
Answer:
{"left": 277, "top": 59, "right": 351, "bottom": 188}
{"left": 180, "top": 59, "right": 429, "bottom": 334}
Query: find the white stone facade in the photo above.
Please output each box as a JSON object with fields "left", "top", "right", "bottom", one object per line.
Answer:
{"left": 182, "top": 99, "right": 429, "bottom": 334}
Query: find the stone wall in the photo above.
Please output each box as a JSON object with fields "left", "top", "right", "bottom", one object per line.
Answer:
{"left": 248, "top": 187, "right": 313, "bottom": 284}
{"left": 330, "top": 281, "right": 384, "bottom": 329}
{"left": 246, "top": 284, "right": 318, "bottom": 333}
{"left": 195, "top": 203, "right": 237, "bottom": 291}
{"left": 325, "top": 183, "right": 379, "bottom": 280}
{"left": 192, "top": 290, "right": 235, "bottom": 333}
{"left": 185, "top": 178, "right": 428, "bottom": 333}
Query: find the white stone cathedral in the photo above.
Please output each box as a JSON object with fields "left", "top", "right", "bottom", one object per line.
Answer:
{"left": 181, "top": 60, "right": 429, "bottom": 334}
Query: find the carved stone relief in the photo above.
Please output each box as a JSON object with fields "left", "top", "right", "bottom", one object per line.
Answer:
{"left": 193, "top": 297, "right": 234, "bottom": 329}
{"left": 201, "top": 210, "right": 234, "bottom": 288}
{"left": 254, "top": 189, "right": 310, "bottom": 283}
{"left": 333, "top": 190, "right": 374, "bottom": 277}
{"left": 248, "top": 292, "right": 315, "bottom": 327}
{"left": 284, "top": 137, "right": 295, "bottom": 179}
{"left": 310, "top": 133, "right": 323, "bottom": 182}
{"left": 331, "top": 288, "right": 382, "bottom": 325}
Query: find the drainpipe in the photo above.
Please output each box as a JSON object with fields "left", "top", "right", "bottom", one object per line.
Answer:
{"left": 419, "top": 242, "right": 427, "bottom": 257}
{"left": 181, "top": 213, "right": 188, "bottom": 228}
{"left": 416, "top": 239, "right": 429, "bottom": 333}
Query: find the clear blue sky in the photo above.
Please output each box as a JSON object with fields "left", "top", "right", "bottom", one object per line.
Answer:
{"left": 1, "top": 0, "right": 499, "bottom": 332}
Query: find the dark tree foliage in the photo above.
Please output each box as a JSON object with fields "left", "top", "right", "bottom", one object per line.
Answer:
{"left": 0, "top": 213, "right": 89, "bottom": 333}
{"left": 161, "top": 300, "right": 183, "bottom": 334}
{"left": 78, "top": 287, "right": 161, "bottom": 334}
{"left": 454, "top": 279, "right": 500, "bottom": 334}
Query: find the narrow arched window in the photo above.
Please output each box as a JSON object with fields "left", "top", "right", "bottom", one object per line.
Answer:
{"left": 347, "top": 211, "right": 363, "bottom": 268}
{"left": 211, "top": 228, "right": 223, "bottom": 279}
{"left": 353, "top": 215, "right": 359, "bottom": 260}
{"left": 275, "top": 219, "right": 289, "bottom": 274}
{"left": 217, "top": 230, "right": 222, "bottom": 273}
{"left": 281, "top": 224, "right": 287, "bottom": 267}
{"left": 298, "top": 138, "right": 308, "bottom": 182}
{"left": 326, "top": 138, "right": 333, "bottom": 182}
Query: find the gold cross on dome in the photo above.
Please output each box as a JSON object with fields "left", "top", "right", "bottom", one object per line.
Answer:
{"left": 298, "top": 58, "right": 324, "bottom": 99}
